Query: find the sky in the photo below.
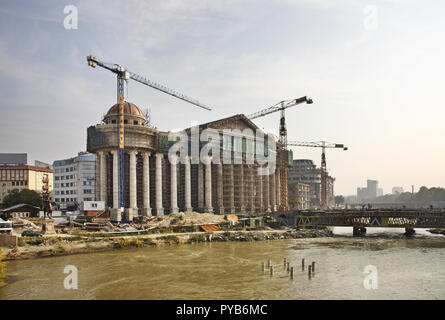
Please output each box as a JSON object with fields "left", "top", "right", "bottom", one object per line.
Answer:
{"left": 0, "top": 0, "right": 444, "bottom": 196}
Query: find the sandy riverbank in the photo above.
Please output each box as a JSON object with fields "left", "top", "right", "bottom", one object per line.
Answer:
{"left": 1, "top": 228, "right": 333, "bottom": 261}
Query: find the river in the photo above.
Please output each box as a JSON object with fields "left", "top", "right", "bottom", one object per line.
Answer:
{"left": 1, "top": 227, "right": 444, "bottom": 300}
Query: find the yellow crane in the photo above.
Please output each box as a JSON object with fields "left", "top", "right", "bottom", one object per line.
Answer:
{"left": 247, "top": 97, "right": 313, "bottom": 210}
{"left": 287, "top": 141, "right": 347, "bottom": 209}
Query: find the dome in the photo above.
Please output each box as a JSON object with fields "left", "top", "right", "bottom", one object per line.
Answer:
{"left": 103, "top": 101, "right": 147, "bottom": 125}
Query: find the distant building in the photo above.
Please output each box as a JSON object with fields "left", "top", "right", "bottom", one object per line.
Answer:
{"left": 288, "top": 182, "right": 310, "bottom": 210}
{"left": 288, "top": 159, "right": 335, "bottom": 208}
{"left": 392, "top": 186, "right": 404, "bottom": 194}
{"left": 0, "top": 164, "right": 53, "bottom": 205}
{"left": 377, "top": 188, "right": 383, "bottom": 196}
{"left": 356, "top": 179, "right": 379, "bottom": 201}
{"left": 0, "top": 153, "right": 27, "bottom": 165}
{"left": 34, "top": 160, "right": 53, "bottom": 170}
{"left": 52, "top": 152, "right": 96, "bottom": 210}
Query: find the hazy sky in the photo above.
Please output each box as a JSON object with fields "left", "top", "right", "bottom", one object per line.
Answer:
{"left": 0, "top": 0, "right": 444, "bottom": 196}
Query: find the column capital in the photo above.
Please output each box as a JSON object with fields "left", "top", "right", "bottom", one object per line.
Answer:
{"left": 142, "top": 151, "right": 152, "bottom": 158}
{"left": 155, "top": 152, "right": 164, "bottom": 159}
{"left": 128, "top": 149, "right": 138, "bottom": 156}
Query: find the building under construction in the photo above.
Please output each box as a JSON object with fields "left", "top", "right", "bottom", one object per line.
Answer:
{"left": 87, "top": 102, "right": 290, "bottom": 221}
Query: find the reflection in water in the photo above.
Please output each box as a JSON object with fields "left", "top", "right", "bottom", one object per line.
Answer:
{"left": 1, "top": 228, "right": 444, "bottom": 300}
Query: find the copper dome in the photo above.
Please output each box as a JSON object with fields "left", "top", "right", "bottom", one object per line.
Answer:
{"left": 106, "top": 101, "right": 145, "bottom": 117}
{"left": 103, "top": 101, "right": 147, "bottom": 125}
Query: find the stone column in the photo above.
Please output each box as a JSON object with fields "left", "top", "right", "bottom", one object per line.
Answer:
{"left": 216, "top": 162, "right": 224, "bottom": 214}
{"left": 228, "top": 164, "right": 235, "bottom": 213}
{"left": 258, "top": 167, "right": 263, "bottom": 212}
{"left": 249, "top": 165, "right": 255, "bottom": 215}
{"left": 125, "top": 150, "right": 138, "bottom": 221}
{"left": 276, "top": 169, "right": 281, "bottom": 209}
{"left": 184, "top": 156, "right": 192, "bottom": 212}
{"left": 265, "top": 173, "right": 271, "bottom": 212}
{"left": 99, "top": 151, "right": 107, "bottom": 203}
{"left": 142, "top": 152, "right": 151, "bottom": 216}
{"left": 271, "top": 171, "right": 277, "bottom": 211}
{"left": 204, "top": 157, "right": 213, "bottom": 213}
{"left": 155, "top": 153, "right": 164, "bottom": 216}
{"left": 170, "top": 155, "right": 179, "bottom": 214}
{"left": 110, "top": 149, "right": 121, "bottom": 222}
{"left": 239, "top": 163, "right": 245, "bottom": 213}
{"left": 198, "top": 162, "right": 204, "bottom": 212}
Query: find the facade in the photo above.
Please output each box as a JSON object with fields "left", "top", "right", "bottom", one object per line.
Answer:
{"left": 288, "top": 159, "right": 335, "bottom": 208}
{"left": 288, "top": 182, "right": 310, "bottom": 210}
{"left": 52, "top": 152, "right": 97, "bottom": 209}
{"left": 0, "top": 164, "right": 53, "bottom": 205}
{"left": 87, "top": 101, "right": 285, "bottom": 222}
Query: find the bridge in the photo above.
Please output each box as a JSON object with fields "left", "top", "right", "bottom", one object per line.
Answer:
{"left": 269, "top": 208, "right": 445, "bottom": 236}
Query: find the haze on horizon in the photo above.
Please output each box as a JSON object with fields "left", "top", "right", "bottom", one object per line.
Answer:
{"left": 0, "top": 0, "right": 444, "bottom": 196}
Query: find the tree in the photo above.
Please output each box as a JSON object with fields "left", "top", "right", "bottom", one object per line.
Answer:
{"left": 2, "top": 189, "right": 42, "bottom": 209}
{"left": 335, "top": 195, "right": 345, "bottom": 206}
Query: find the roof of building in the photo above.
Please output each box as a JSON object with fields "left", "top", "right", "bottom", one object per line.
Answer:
{"left": 0, "top": 164, "right": 53, "bottom": 173}
{"left": 0, "top": 203, "right": 41, "bottom": 212}
{"left": 105, "top": 101, "right": 146, "bottom": 118}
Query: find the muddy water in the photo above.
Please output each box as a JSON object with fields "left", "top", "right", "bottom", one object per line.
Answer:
{"left": 1, "top": 227, "right": 445, "bottom": 300}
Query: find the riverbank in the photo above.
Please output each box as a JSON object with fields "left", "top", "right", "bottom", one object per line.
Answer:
{"left": 1, "top": 228, "right": 333, "bottom": 261}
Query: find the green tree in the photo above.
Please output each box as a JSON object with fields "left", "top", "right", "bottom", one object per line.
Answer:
{"left": 2, "top": 189, "right": 42, "bottom": 209}
{"left": 0, "top": 248, "right": 6, "bottom": 283}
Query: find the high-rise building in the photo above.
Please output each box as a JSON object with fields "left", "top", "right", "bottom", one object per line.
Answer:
{"left": 367, "top": 180, "right": 378, "bottom": 198}
{"left": 356, "top": 179, "right": 379, "bottom": 201}
{"left": 52, "top": 152, "right": 96, "bottom": 210}
{"left": 392, "top": 186, "right": 404, "bottom": 194}
{"left": 288, "top": 159, "right": 335, "bottom": 208}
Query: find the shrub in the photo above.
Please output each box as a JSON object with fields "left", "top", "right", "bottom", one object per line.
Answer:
{"left": 0, "top": 249, "right": 6, "bottom": 283}
{"left": 159, "top": 235, "right": 180, "bottom": 244}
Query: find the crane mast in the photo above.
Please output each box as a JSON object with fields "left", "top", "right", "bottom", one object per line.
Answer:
{"left": 87, "top": 55, "right": 211, "bottom": 221}
{"left": 247, "top": 96, "right": 313, "bottom": 211}
{"left": 287, "top": 141, "right": 347, "bottom": 210}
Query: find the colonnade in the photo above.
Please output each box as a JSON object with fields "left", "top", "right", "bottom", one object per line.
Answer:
{"left": 96, "top": 150, "right": 281, "bottom": 221}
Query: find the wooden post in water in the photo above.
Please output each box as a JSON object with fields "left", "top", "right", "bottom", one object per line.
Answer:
{"left": 270, "top": 265, "right": 274, "bottom": 275}
{"left": 268, "top": 259, "right": 271, "bottom": 268}
{"left": 302, "top": 258, "right": 305, "bottom": 271}
{"left": 308, "top": 265, "right": 312, "bottom": 278}
{"left": 287, "top": 262, "right": 290, "bottom": 272}
{"left": 290, "top": 267, "right": 294, "bottom": 279}
{"left": 283, "top": 257, "right": 287, "bottom": 267}
{"left": 261, "top": 262, "right": 265, "bottom": 272}
{"left": 312, "top": 261, "right": 315, "bottom": 273}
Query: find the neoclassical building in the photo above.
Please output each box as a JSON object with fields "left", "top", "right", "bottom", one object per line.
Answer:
{"left": 87, "top": 101, "right": 286, "bottom": 222}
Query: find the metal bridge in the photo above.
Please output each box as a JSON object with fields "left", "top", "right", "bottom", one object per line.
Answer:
{"left": 269, "top": 209, "right": 445, "bottom": 233}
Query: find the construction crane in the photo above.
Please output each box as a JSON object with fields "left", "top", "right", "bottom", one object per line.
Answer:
{"left": 287, "top": 141, "right": 347, "bottom": 210}
{"left": 87, "top": 55, "right": 211, "bottom": 221}
{"left": 247, "top": 96, "right": 313, "bottom": 210}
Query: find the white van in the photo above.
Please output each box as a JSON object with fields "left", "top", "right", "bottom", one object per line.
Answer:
{"left": 0, "top": 219, "right": 13, "bottom": 235}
